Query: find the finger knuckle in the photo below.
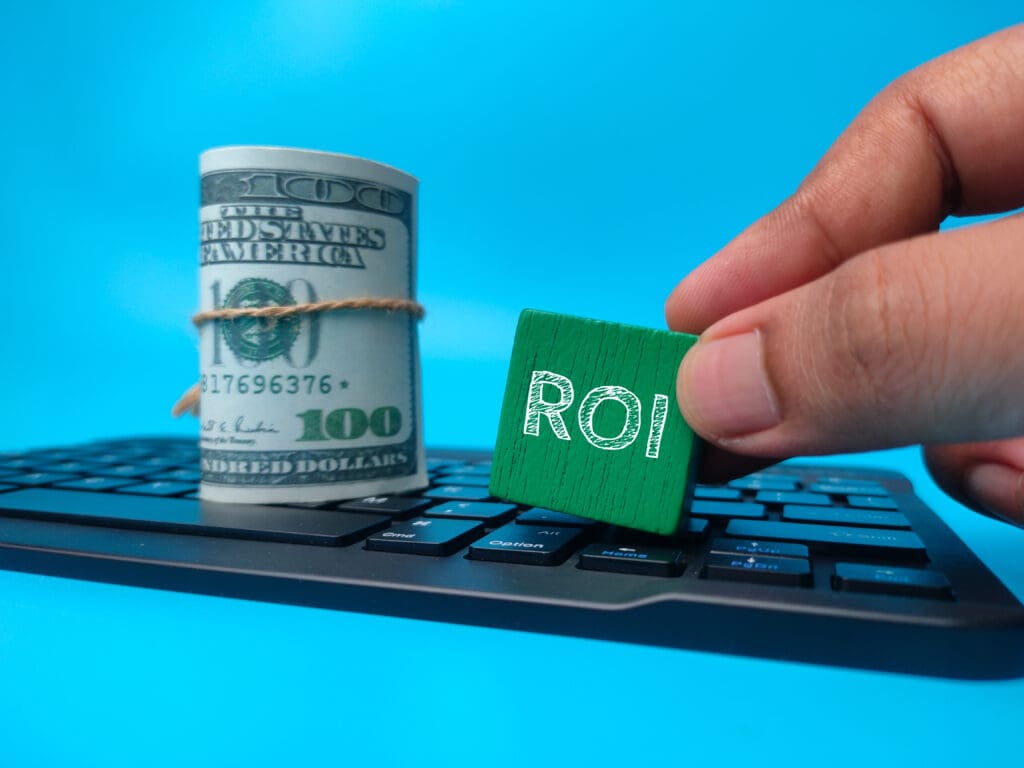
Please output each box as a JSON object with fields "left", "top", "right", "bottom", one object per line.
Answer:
{"left": 822, "top": 251, "right": 927, "bottom": 415}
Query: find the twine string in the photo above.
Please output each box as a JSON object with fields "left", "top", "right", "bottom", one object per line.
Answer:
{"left": 191, "top": 297, "right": 425, "bottom": 325}
{"left": 171, "top": 297, "right": 425, "bottom": 418}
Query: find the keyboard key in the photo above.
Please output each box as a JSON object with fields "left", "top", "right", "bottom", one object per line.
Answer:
{"left": 847, "top": 495, "right": 899, "bottom": 511}
{"left": 577, "top": 543, "right": 685, "bottom": 577}
{"left": 0, "top": 458, "right": 38, "bottom": 470}
{"left": 434, "top": 473, "right": 490, "bottom": 487}
{"left": 97, "top": 440, "right": 163, "bottom": 451}
{"left": 693, "top": 486, "right": 742, "bottom": 501}
{"left": 424, "top": 501, "right": 517, "bottom": 525}
{"left": 685, "top": 517, "right": 710, "bottom": 539}
{"left": 336, "top": 496, "right": 433, "bottom": 519}
{"left": 18, "top": 449, "right": 79, "bottom": 463}
{"left": 710, "top": 538, "right": 809, "bottom": 559}
{"left": 53, "top": 476, "right": 135, "bottom": 492}
{"left": 92, "top": 464, "right": 154, "bottom": 478}
{"left": 755, "top": 491, "right": 831, "bottom": 506}
{"left": 115, "top": 481, "right": 196, "bottom": 497}
{"left": 133, "top": 456, "right": 184, "bottom": 470}
{"left": 272, "top": 500, "right": 340, "bottom": 510}
{"left": 516, "top": 507, "right": 600, "bottom": 528}
{"left": 34, "top": 460, "right": 106, "bottom": 474}
{"left": 725, "top": 519, "right": 927, "bottom": 561}
{"left": 78, "top": 451, "right": 145, "bottom": 464}
{"left": 92, "top": 453, "right": 149, "bottom": 465}
{"left": 166, "top": 446, "right": 199, "bottom": 458}
{"left": 690, "top": 500, "right": 766, "bottom": 519}
{"left": 746, "top": 472, "right": 803, "bottom": 484}
{"left": 451, "top": 464, "right": 492, "bottom": 476}
{"left": 782, "top": 505, "right": 910, "bottom": 529}
{"left": 808, "top": 481, "right": 888, "bottom": 496}
{"left": 2, "top": 471, "right": 82, "bottom": 487}
{"left": 811, "top": 479, "right": 884, "bottom": 495}
{"left": 425, "top": 458, "right": 460, "bottom": 471}
{"left": 728, "top": 477, "right": 799, "bottom": 492}
{"left": 833, "top": 563, "right": 952, "bottom": 599}
{"left": 365, "top": 517, "right": 484, "bottom": 556}
{"left": 703, "top": 553, "right": 812, "bottom": 586}
{"left": 423, "top": 484, "right": 491, "bottom": 501}
{"left": 146, "top": 468, "right": 202, "bottom": 483}
{"left": 608, "top": 515, "right": 708, "bottom": 546}
{"left": 469, "top": 523, "right": 584, "bottom": 566}
{"left": 0, "top": 489, "right": 390, "bottom": 545}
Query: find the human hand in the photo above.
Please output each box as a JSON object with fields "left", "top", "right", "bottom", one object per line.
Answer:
{"left": 665, "top": 26, "right": 1024, "bottom": 527}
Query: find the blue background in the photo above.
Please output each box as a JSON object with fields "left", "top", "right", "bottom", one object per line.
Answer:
{"left": 2, "top": 2, "right": 1023, "bottom": 766}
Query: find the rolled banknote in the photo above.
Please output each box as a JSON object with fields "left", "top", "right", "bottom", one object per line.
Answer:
{"left": 197, "top": 146, "right": 427, "bottom": 503}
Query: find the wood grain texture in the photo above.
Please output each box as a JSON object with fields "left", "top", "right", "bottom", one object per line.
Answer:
{"left": 490, "top": 310, "right": 700, "bottom": 535}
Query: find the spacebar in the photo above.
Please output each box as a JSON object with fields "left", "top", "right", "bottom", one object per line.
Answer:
{"left": 0, "top": 489, "right": 389, "bottom": 546}
{"left": 724, "top": 519, "right": 927, "bottom": 561}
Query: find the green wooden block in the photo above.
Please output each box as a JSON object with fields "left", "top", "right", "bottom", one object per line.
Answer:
{"left": 490, "top": 309, "right": 701, "bottom": 535}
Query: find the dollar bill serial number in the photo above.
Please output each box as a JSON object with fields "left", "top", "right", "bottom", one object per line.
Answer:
{"left": 201, "top": 373, "right": 345, "bottom": 396}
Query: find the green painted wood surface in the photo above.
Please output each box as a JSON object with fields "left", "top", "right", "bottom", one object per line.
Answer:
{"left": 490, "top": 310, "right": 701, "bottom": 535}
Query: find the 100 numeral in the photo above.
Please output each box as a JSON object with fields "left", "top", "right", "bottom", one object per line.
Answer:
{"left": 297, "top": 407, "right": 403, "bottom": 441}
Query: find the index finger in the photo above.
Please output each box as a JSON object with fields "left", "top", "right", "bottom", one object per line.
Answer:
{"left": 666, "top": 24, "right": 1024, "bottom": 335}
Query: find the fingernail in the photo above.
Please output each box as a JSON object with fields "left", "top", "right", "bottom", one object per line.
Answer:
{"left": 679, "top": 330, "right": 781, "bottom": 439}
{"left": 963, "top": 463, "right": 1024, "bottom": 527}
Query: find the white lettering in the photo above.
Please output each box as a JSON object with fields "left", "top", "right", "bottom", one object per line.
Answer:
{"left": 520, "top": 369, "right": 670, "bottom": 460}
{"left": 578, "top": 385, "right": 641, "bottom": 450}
{"left": 488, "top": 540, "right": 544, "bottom": 548}
{"left": 523, "top": 370, "right": 574, "bottom": 441}
{"left": 645, "top": 393, "right": 669, "bottom": 458}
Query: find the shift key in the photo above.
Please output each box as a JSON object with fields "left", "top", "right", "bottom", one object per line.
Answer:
{"left": 724, "top": 519, "right": 927, "bottom": 561}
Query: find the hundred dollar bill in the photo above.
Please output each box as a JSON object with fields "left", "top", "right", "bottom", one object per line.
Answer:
{"left": 197, "top": 146, "right": 427, "bottom": 503}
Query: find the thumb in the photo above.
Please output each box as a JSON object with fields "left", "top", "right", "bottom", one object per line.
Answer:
{"left": 676, "top": 212, "right": 1024, "bottom": 457}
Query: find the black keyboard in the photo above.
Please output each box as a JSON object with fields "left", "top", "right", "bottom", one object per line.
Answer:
{"left": 1, "top": 436, "right": 1022, "bottom": 679}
